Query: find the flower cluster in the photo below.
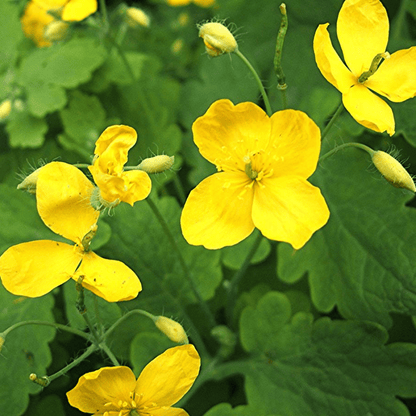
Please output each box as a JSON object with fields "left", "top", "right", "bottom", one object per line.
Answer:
{"left": 314, "top": 0, "right": 416, "bottom": 135}
{"left": 21, "top": 0, "right": 97, "bottom": 47}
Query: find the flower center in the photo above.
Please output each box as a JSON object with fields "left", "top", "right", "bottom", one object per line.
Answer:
{"left": 358, "top": 52, "right": 390, "bottom": 84}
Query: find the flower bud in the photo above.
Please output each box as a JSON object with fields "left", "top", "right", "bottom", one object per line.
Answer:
{"left": 0, "top": 335, "right": 5, "bottom": 352}
{"left": 198, "top": 22, "right": 237, "bottom": 57}
{"left": 17, "top": 167, "right": 42, "bottom": 194}
{"left": 43, "top": 20, "right": 69, "bottom": 42}
{"left": 126, "top": 7, "right": 150, "bottom": 28}
{"left": 155, "top": 316, "right": 188, "bottom": 344}
{"left": 372, "top": 151, "right": 416, "bottom": 192}
{"left": 0, "top": 99, "right": 12, "bottom": 121}
{"left": 137, "top": 155, "right": 174, "bottom": 174}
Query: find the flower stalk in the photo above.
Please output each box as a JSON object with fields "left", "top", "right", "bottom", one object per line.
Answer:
{"left": 274, "top": 3, "right": 288, "bottom": 109}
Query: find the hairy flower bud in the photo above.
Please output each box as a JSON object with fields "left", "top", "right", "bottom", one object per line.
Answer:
{"left": 126, "top": 7, "right": 150, "bottom": 28}
{"left": 198, "top": 22, "right": 237, "bottom": 57}
{"left": 137, "top": 155, "right": 174, "bottom": 174}
{"left": 17, "top": 167, "right": 42, "bottom": 194}
{"left": 43, "top": 20, "right": 69, "bottom": 42}
{"left": 372, "top": 151, "right": 416, "bottom": 192}
{"left": 155, "top": 316, "right": 188, "bottom": 344}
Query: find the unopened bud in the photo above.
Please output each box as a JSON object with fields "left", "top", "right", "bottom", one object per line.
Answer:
{"left": 137, "top": 155, "right": 174, "bottom": 174}
{"left": 0, "top": 335, "right": 5, "bottom": 352}
{"left": 0, "top": 100, "right": 12, "bottom": 121}
{"left": 372, "top": 151, "right": 415, "bottom": 192}
{"left": 17, "top": 167, "right": 42, "bottom": 194}
{"left": 43, "top": 20, "right": 69, "bottom": 42}
{"left": 198, "top": 22, "right": 237, "bottom": 57}
{"left": 126, "top": 7, "right": 150, "bottom": 28}
{"left": 155, "top": 316, "right": 188, "bottom": 344}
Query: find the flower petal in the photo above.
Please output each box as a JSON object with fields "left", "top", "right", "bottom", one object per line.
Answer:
{"left": 74, "top": 251, "right": 142, "bottom": 302}
{"left": 0, "top": 241, "right": 81, "bottom": 297}
{"left": 151, "top": 408, "right": 189, "bottom": 416}
{"left": 337, "top": 0, "right": 389, "bottom": 76}
{"left": 268, "top": 109, "right": 321, "bottom": 179}
{"left": 37, "top": 162, "right": 99, "bottom": 244}
{"left": 192, "top": 100, "right": 271, "bottom": 172}
{"left": 252, "top": 177, "right": 329, "bottom": 249}
{"left": 21, "top": 2, "right": 54, "bottom": 47}
{"left": 181, "top": 172, "right": 255, "bottom": 249}
{"left": 365, "top": 47, "right": 416, "bottom": 102}
{"left": 93, "top": 125, "right": 137, "bottom": 175}
{"left": 135, "top": 345, "right": 200, "bottom": 408}
{"left": 342, "top": 83, "right": 395, "bottom": 135}
{"left": 67, "top": 366, "right": 136, "bottom": 413}
{"left": 62, "top": 0, "right": 97, "bottom": 21}
{"left": 313, "top": 24, "right": 356, "bottom": 93}
{"left": 120, "top": 170, "right": 152, "bottom": 206}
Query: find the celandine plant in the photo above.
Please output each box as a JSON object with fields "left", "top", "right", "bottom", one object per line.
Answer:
{"left": 2, "top": 0, "right": 416, "bottom": 416}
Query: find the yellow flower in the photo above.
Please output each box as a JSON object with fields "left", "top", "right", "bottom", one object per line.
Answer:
{"left": 88, "top": 126, "right": 152, "bottom": 208}
{"left": 314, "top": 0, "right": 416, "bottom": 136}
{"left": 167, "top": 0, "right": 215, "bottom": 7}
{"left": 21, "top": 0, "right": 97, "bottom": 47}
{"left": 67, "top": 344, "right": 200, "bottom": 415}
{"left": 0, "top": 162, "right": 141, "bottom": 302}
{"left": 180, "top": 99, "right": 330, "bottom": 250}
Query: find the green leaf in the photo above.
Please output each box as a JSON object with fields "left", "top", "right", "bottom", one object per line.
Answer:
{"left": 0, "top": 286, "right": 55, "bottom": 416}
{"left": 393, "top": 99, "right": 416, "bottom": 147}
{"left": 99, "top": 196, "right": 222, "bottom": 354}
{"left": 203, "top": 403, "right": 256, "bottom": 416}
{"left": 59, "top": 90, "right": 106, "bottom": 158}
{"left": 24, "top": 395, "right": 66, "bottom": 416}
{"left": 277, "top": 149, "right": 416, "bottom": 328}
{"left": 17, "top": 37, "right": 107, "bottom": 117}
{"left": 239, "top": 291, "right": 416, "bottom": 416}
{"left": 6, "top": 111, "right": 48, "bottom": 148}
{"left": 221, "top": 230, "right": 271, "bottom": 270}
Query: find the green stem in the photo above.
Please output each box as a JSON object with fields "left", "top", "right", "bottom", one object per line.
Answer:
{"left": 47, "top": 344, "right": 98, "bottom": 384}
{"left": 392, "top": 0, "right": 409, "bottom": 41}
{"left": 82, "top": 313, "right": 101, "bottom": 344}
{"left": 99, "top": 0, "right": 109, "bottom": 32}
{"left": 104, "top": 309, "right": 156, "bottom": 340}
{"left": 319, "top": 142, "right": 374, "bottom": 163}
{"left": 321, "top": 102, "right": 344, "bottom": 141}
{"left": 225, "top": 232, "right": 264, "bottom": 326}
{"left": 145, "top": 198, "right": 217, "bottom": 329}
{"left": 100, "top": 343, "right": 120, "bottom": 366}
{"left": 1, "top": 320, "right": 91, "bottom": 341}
{"left": 235, "top": 49, "right": 273, "bottom": 116}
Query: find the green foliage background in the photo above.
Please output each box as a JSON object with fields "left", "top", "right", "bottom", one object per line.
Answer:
{"left": 2, "top": 0, "right": 416, "bottom": 415}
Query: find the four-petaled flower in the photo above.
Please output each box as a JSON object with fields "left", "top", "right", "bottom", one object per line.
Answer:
{"left": 89, "top": 125, "right": 152, "bottom": 208}
{"left": 67, "top": 344, "right": 200, "bottom": 416}
{"left": 0, "top": 162, "right": 141, "bottom": 302}
{"left": 21, "top": 0, "right": 97, "bottom": 47}
{"left": 314, "top": 0, "right": 416, "bottom": 136}
{"left": 180, "top": 99, "right": 330, "bottom": 250}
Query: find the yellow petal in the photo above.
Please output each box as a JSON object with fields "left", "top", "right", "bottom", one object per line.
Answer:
{"left": 93, "top": 125, "right": 137, "bottom": 175}
{"left": 150, "top": 408, "right": 189, "bottom": 416}
{"left": 269, "top": 109, "right": 321, "bottom": 179}
{"left": 252, "top": 177, "right": 329, "bottom": 249}
{"left": 192, "top": 100, "right": 271, "bottom": 172}
{"left": 337, "top": 0, "right": 389, "bottom": 76}
{"left": 67, "top": 366, "right": 136, "bottom": 413}
{"left": 119, "top": 170, "right": 152, "bottom": 206}
{"left": 166, "top": 0, "right": 191, "bottom": 5}
{"left": 365, "top": 47, "right": 416, "bottom": 102}
{"left": 74, "top": 251, "right": 142, "bottom": 302}
{"left": 0, "top": 241, "right": 81, "bottom": 297}
{"left": 313, "top": 24, "right": 356, "bottom": 93}
{"left": 135, "top": 345, "right": 200, "bottom": 408}
{"left": 193, "top": 0, "right": 215, "bottom": 6}
{"left": 62, "top": 0, "right": 97, "bottom": 21}
{"left": 342, "top": 84, "right": 395, "bottom": 135}
{"left": 181, "top": 172, "right": 255, "bottom": 249}
{"left": 37, "top": 162, "right": 99, "bottom": 244}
